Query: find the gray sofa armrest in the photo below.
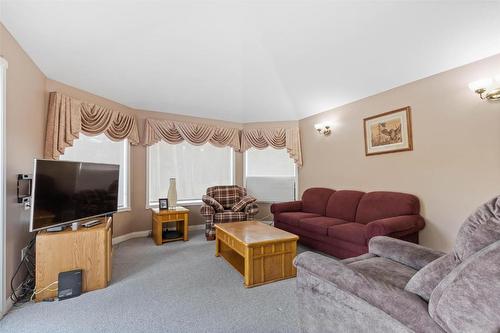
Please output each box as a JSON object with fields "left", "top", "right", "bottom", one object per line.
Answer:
{"left": 369, "top": 236, "right": 445, "bottom": 270}
{"left": 295, "top": 251, "right": 442, "bottom": 333}
{"left": 294, "top": 251, "right": 369, "bottom": 291}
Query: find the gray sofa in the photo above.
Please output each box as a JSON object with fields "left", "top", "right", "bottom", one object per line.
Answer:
{"left": 294, "top": 196, "right": 500, "bottom": 333}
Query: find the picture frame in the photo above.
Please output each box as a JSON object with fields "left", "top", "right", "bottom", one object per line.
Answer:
{"left": 363, "top": 106, "right": 413, "bottom": 156}
{"left": 158, "top": 198, "right": 169, "bottom": 210}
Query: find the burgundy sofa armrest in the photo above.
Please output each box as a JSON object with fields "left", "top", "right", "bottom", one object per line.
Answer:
{"left": 369, "top": 236, "right": 445, "bottom": 270}
{"left": 366, "top": 215, "right": 425, "bottom": 239}
{"left": 270, "top": 200, "right": 302, "bottom": 215}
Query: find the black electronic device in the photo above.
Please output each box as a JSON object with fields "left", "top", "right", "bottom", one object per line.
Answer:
{"left": 58, "top": 269, "right": 82, "bottom": 300}
{"left": 30, "top": 159, "right": 119, "bottom": 232}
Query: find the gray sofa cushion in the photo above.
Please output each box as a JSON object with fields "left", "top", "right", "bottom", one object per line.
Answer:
{"left": 455, "top": 196, "right": 500, "bottom": 260}
{"left": 349, "top": 256, "right": 417, "bottom": 289}
{"left": 405, "top": 221, "right": 500, "bottom": 301}
{"left": 457, "top": 218, "right": 500, "bottom": 259}
{"left": 405, "top": 197, "right": 500, "bottom": 302}
{"left": 405, "top": 254, "right": 457, "bottom": 301}
{"left": 428, "top": 241, "right": 500, "bottom": 333}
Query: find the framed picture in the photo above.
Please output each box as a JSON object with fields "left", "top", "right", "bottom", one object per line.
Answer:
{"left": 363, "top": 106, "right": 413, "bottom": 156}
{"left": 158, "top": 198, "right": 169, "bottom": 210}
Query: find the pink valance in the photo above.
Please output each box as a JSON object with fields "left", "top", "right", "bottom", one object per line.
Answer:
{"left": 142, "top": 118, "right": 240, "bottom": 150}
{"left": 44, "top": 92, "right": 140, "bottom": 160}
{"left": 241, "top": 127, "right": 302, "bottom": 166}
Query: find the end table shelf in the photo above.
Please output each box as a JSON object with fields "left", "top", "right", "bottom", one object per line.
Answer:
{"left": 151, "top": 207, "right": 190, "bottom": 245}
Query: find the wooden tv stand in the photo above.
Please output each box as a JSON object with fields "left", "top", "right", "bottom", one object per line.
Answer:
{"left": 35, "top": 216, "right": 113, "bottom": 301}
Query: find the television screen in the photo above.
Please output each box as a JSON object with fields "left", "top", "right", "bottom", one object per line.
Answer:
{"left": 30, "top": 159, "right": 119, "bottom": 232}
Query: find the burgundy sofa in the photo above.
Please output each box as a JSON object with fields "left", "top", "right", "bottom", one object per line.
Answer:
{"left": 271, "top": 187, "right": 425, "bottom": 258}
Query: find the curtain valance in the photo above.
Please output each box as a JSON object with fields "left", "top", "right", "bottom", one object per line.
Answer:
{"left": 241, "top": 127, "right": 302, "bottom": 166}
{"left": 142, "top": 118, "right": 241, "bottom": 150}
{"left": 44, "top": 92, "right": 140, "bottom": 160}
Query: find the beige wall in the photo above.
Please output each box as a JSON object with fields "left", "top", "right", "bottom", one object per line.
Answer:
{"left": 0, "top": 24, "right": 47, "bottom": 292}
{"left": 299, "top": 53, "right": 500, "bottom": 252}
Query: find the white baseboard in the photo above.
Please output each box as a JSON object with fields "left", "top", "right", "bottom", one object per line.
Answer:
{"left": 112, "top": 224, "right": 205, "bottom": 245}
{"left": 112, "top": 230, "right": 151, "bottom": 245}
{"left": 3, "top": 282, "right": 22, "bottom": 317}
{"left": 3, "top": 296, "right": 13, "bottom": 317}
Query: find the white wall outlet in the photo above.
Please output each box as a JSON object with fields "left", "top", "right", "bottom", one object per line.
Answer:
{"left": 21, "top": 245, "right": 28, "bottom": 261}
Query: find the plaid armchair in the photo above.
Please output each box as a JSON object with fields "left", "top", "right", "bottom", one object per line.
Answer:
{"left": 200, "top": 185, "right": 259, "bottom": 240}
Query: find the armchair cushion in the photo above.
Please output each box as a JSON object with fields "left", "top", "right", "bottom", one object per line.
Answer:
{"left": 231, "top": 195, "right": 257, "bottom": 212}
{"left": 244, "top": 202, "right": 259, "bottom": 217}
{"left": 366, "top": 215, "right": 425, "bottom": 239}
{"left": 369, "top": 236, "right": 445, "bottom": 270}
{"left": 270, "top": 200, "right": 302, "bottom": 215}
{"left": 202, "top": 195, "right": 224, "bottom": 212}
{"left": 207, "top": 185, "right": 246, "bottom": 209}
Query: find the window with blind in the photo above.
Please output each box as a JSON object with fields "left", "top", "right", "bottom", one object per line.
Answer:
{"left": 244, "top": 147, "right": 296, "bottom": 202}
{"left": 60, "top": 133, "right": 129, "bottom": 209}
{"left": 148, "top": 141, "right": 234, "bottom": 205}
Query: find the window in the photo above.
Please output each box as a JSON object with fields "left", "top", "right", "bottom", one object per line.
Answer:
{"left": 245, "top": 147, "right": 297, "bottom": 202}
{"left": 60, "top": 133, "right": 129, "bottom": 209}
{"left": 148, "top": 141, "right": 234, "bottom": 205}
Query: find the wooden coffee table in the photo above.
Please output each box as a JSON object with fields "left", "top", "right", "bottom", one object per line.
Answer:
{"left": 215, "top": 221, "right": 299, "bottom": 288}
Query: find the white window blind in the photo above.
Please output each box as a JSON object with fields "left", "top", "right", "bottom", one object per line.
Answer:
{"left": 148, "top": 141, "right": 234, "bottom": 204}
{"left": 60, "top": 133, "right": 129, "bottom": 209}
{"left": 245, "top": 148, "right": 296, "bottom": 202}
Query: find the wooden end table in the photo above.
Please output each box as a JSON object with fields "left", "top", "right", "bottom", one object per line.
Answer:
{"left": 151, "top": 207, "right": 189, "bottom": 245}
{"left": 215, "top": 221, "right": 299, "bottom": 288}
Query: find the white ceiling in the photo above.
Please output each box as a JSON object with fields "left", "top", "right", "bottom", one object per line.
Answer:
{"left": 2, "top": 1, "right": 500, "bottom": 122}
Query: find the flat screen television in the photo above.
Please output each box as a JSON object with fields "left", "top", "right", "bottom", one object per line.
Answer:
{"left": 30, "top": 159, "right": 119, "bottom": 232}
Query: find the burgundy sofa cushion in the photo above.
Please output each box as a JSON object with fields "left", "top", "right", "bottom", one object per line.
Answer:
{"left": 302, "top": 187, "right": 335, "bottom": 215}
{"left": 355, "top": 191, "right": 420, "bottom": 224}
{"left": 277, "top": 212, "right": 320, "bottom": 227}
{"left": 275, "top": 221, "right": 368, "bottom": 258}
{"left": 328, "top": 223, "right": 367, "bottom": 245}
{"left": 325, "top": 190, "right": 365, "bottom": 221}
{"left": 299, "top": 217, "right": 348, "bottom": 235}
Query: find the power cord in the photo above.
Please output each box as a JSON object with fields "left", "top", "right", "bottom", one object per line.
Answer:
{"left": 30, "top": 280, "right": 58, "bottom": 301}
{"left": 10, "top": 234, "right": 37, "bottom": 306}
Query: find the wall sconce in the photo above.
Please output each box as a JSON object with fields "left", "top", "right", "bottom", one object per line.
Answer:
{"left": 469, "top": 75, "right": 500, "bottom": 101}
{"left": 314, "top": 121, "right": 332, "bottom": 136}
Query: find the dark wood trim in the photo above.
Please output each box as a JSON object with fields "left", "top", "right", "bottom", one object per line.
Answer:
{"left": 363, "top": 106, "right": 413, "bottom": 156}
